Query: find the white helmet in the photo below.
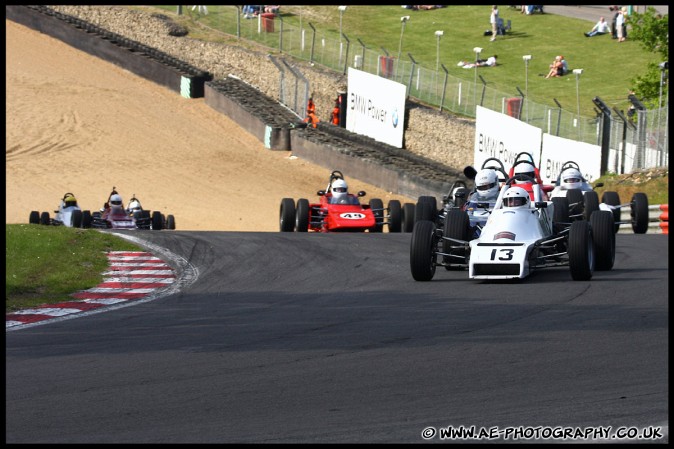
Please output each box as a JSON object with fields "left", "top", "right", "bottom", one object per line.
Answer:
{"left": 561, "top": 167, "right": 583, "bottom": 190}
{"left": 475, "top": 169, "right": 499, "bottom": 199}
{"left": 127, "top": 199, "right": 142, "bottom": 214}
{"left": 109, "top": 194, "right": 123, "bottom": 207}
{"left": 331, "top": 178, "right": 348, "bottom": 202}
{"left": 503, "top": 186, "right": 530, "bottom": 208}
{"left": 514, "top": 162, "right": 536, "bottom": 183}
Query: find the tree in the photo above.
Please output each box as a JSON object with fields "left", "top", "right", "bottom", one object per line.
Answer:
{"left": 626, "top": 7, "right": 668, "bottom": 108}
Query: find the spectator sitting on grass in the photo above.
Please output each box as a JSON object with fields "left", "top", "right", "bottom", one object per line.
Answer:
{"left": 545, "top": 55, "right": 564, "bottom": 78}
{"left": 585, "top": 17, "right": 611, "bottom": 37}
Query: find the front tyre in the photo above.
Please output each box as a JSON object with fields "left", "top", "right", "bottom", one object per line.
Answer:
{"left": 369, "top": 198, "right": 384, "bottom": 233}
{"left": 410, "top": 220, "right": 438, "bottom": 281}
{"left": 82, "top": 210, "right": 92, "bottom": 228}
{"left": 72, "top": 209, "right": 83, "bottom": 228}
{"left": 568, "top": 220, "right": 594, "bottom": 281}
{"left": 29, "top": 211, "right": 40, "bottom": 225}
{"left": 590, "top": 210, "right": 615, "bottom": 270}
{"left": 295, "top": 198, "right": 309, "bottom": 232}
{"left": 443, "top": 209, "right": 470, "bottom": 269}
{"left": 151, "top": 211, "right": 164, "bottom": 230}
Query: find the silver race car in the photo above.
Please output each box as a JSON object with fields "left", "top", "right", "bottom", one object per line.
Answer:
{"left": 410, "top": 172, "right": 616, "bottom": 282}
{"left": 29, "top": 192, "right": 92, "bottom": 228}
{"left": 549, "top": 161, "right": 650, "bottom": 234}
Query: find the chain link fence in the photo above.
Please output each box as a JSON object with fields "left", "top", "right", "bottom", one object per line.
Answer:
{"left": 193, "top": 6, "right": 668, "bottom": 174}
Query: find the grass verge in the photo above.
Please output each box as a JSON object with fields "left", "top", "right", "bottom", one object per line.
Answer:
{"left": 5, "top": 225, "right": 142, "bottom": 313}
{"left": 593, "top": 167, "right": 668, "bottom": 205}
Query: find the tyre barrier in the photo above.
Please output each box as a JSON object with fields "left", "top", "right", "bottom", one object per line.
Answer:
{"left": 6, "top": 5, "right": 212, "bottom": 98}
{"left": 658, "top": 204, "right": 668, "bottom": 235}
{"left": 7, "top": 4, "right": 470, "bottom": 202}
{"left": 204, "top": 78, "right": 299, "bottom": 151}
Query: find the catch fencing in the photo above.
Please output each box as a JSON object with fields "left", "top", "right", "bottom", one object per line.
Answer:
{"left": 188, "top": 6, "right": 668, "bottom": 174}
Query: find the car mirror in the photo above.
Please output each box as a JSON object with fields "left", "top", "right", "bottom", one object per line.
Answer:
{"left": 317, "top": 190, "right": 326, "bottom": 196}
{"left": 594, "top": 182, "right": 603, "bottom": 188}
{"left": 535, "top": 201, "right": 547, "bottom": 208}
{"left": 463, "top": 166, "right": 477, "bottom": 180}
{"left": 358, "top": 191, "right": 366, "bottom": 197}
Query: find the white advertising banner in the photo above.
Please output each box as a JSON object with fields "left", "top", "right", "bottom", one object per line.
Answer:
{"left": 346, "top": 67, "right": 406, "bottom": 148}
{"left": 539, "top": 134, "right": 601, "bottom": 184}
{"left": 473, "top": 106, "right": 543, "bottom": 171}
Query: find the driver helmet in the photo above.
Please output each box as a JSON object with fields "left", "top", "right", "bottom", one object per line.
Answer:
{"left": 561, "top": 167, "right": 583, "bottom": 190}
{"left": 514, "top": 162, "right": 537, "bottom": 183}
{"left": 475, "top": 169, "right": 499, "bottom": 199}
{"left": 331, "top": 178, "right": 349, "bottom": 202}
{"left": 503, "top": 186, "right": 530, "bottom": 208}
{"left": 63, "top": 194, "right": 78, "bottom": 208}
{"left": 127, "top": 199, "right": 142, "bottom": 215}
{"left": 109, "top": 194, "right": 123, "bottom": 208}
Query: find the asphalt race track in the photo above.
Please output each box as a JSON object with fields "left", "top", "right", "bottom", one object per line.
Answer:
{"left": 5, "top": 232, "right": 669, "bottom": 443}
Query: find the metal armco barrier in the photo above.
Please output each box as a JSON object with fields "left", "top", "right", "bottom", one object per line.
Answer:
{"left": 618, "top": 204, "right": 667, "bottom": 234}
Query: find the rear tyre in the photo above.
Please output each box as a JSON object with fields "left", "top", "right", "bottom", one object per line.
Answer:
{"left": 280, "top": 198, "right": 296, "bottom": 232}
{"left": 590, "top": 210, "right": 615, "bottom": 270}
{"left": 630, "top": 193, "right": 649, "bottom": 234}
{"left": 166, "top": 214, "right": 176, "bottom": 230}
{"left": 601, "top": 191, "right": 621, "bottom": 233}
{"left": 72, "top": 209, "right": 83, "bottom": 228}
{"left": 29, "top": 211, "right": 40, "bottom": 224}
{"left": 369, "top": 198, "right": 384, "bottom": 233}
{"left": 566, "top": 189, "right": 584, "bottom": 219}
{"left": 583, "top": 191, "right": 600, "bottom": 220}
{"left": 453, "top": 187, "right": 470, "bottom": 209}
{"left": 402, "top": 203, "right": 416, "bottom": 232}
{"left": 40, "top": 211, "right": 50, "bottom": 225}
{"left": 415, "top": 196, "right": 437, "bottom": 223}
{"left": 568, "top": 220, "right": 594, "bottom": 281}
{"left": 152, "top": 211, "right": 163, "bottom": 230}
{"left": 387, "top": 200, "right": 402, "bottom": 233}
{"left": 295, "top": 198, "right": 309, "bottom": 232}
{"left": 442, "top": 209, "right": 470, "bottom": 269}
{"left": 551, "top": 197, "right": 570, "bottom": 234}
{"left": 410, "top": 220, "right": 438, "bottom": 281}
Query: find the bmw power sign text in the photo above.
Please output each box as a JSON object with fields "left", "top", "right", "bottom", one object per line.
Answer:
{"left": 346, "top": 68, "right": 406, "bottom": 148}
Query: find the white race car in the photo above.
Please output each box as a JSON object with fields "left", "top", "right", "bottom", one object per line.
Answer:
{"left": 29, "top": 192, "right": 92, "bottom": 228}
{"left": 549, "top": 161, "right": 649, "bottom": 234}
{"left": 410, "top": 172, "right": 616, "bottom": 281}
{"left": 126, "top": 194, "right": 176, "bottom": 230}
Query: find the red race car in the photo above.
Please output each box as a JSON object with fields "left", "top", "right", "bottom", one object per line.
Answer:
{"left": 507, "top": 152, "right": 555, "bottom": 201}
{"left": 280, "top": 170, "right": 403, "bottom": 233}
